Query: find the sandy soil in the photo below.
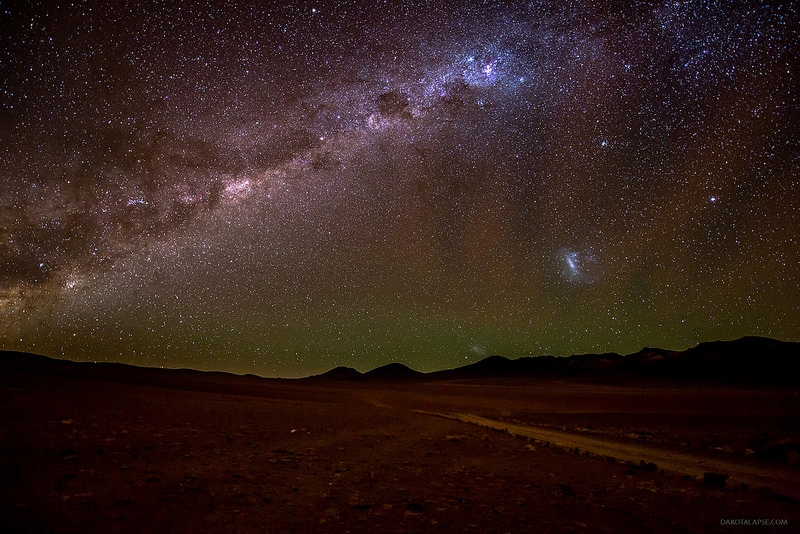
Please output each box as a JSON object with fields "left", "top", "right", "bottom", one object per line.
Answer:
{"left": 1, "top": 371, "right": 798, "bottom": 533}
{"left": 424, "top": 412, "right": 800, "bottom": 501}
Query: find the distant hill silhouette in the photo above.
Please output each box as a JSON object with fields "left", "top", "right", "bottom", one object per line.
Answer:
{"left": 306, "top": 362, "right": 424, "bottom": 382}
{"left": 307, "top": 366, "right": 362, "bottom": 380}
{"left": 362, "top": 362, "right": 425, "bottom": 381}
{"left": 0, "top": 350, "right": 286, "bottom": 395}
{"left": 2, "top": 336, "right": 798, "bottom": 387}
{"left": 355, "top": 336, "right": 799, "bottom": 386}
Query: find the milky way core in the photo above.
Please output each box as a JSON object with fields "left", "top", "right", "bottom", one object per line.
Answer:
{"left": 2, "top": 1, "right": 798, "bottom": 376}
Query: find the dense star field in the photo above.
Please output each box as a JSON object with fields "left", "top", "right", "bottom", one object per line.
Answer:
{"left": 1, "top": 1, "right": 798, "bottom": 376}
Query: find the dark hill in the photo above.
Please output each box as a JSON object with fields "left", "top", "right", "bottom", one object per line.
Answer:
{"left": 307, "top": 366, "right": 362, "bottom": 381}
{"left": 672, "top": 336, "right": 799, "bottom": 383}
{"left": 4, "top": 336, "right": 798, "bottom": 387}
{"left": 0, "top": 350, "right": 287, "bottom": 394}
{"left": 362, "top": 362, "right": 425, "bottom": 381}
{"left": 429, "top": 354, "right": 559, "bottom": 380}
{"left": 373, "top": 337, "right": 800, "bottom": 386}
{"left": 427, "top": 355, "right": 513, "bottom": 380}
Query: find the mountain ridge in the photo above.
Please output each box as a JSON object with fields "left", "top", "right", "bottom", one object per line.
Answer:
{"left": 2, "top": 336, "right": 798, "bottom": 387}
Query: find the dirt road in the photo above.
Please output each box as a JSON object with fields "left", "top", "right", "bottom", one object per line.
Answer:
{"left": 421, "top": 411, "right": 800, "bottom": 501}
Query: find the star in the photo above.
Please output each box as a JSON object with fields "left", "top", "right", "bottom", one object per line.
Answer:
{"left": 0, "top": 0, "right": 795, "bottom": 376}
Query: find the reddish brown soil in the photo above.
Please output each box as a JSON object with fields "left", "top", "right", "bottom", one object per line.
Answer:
{"left": 1, "top": 372, "right": 798, "bottom": 533}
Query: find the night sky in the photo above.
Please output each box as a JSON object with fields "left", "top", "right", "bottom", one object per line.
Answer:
{"left": 1, "top": 0, "right": 798, "bottom": 377}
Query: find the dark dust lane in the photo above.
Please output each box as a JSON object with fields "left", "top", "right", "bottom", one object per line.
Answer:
{"left": 419, "top": 411, "right": 800, "bottom": 502}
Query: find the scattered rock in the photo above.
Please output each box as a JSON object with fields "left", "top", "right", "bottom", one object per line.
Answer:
{"left": 703, "top": 472, "right": 728, "bottom": 488}
{"left": 639, "top": 460, "right": 658, "bottom": 472}
{"left": 769, "top": 492, "right": 797, "bottom": 504}
{"left": 558, "top": 484, "right": 576, "bottom": 497}
{"left": 406, "top": 501, "right": 424, "bottom": 512}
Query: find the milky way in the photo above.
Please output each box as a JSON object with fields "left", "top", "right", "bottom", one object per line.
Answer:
{"left": 2, "top": 0, "right": 798, "bottom": 376}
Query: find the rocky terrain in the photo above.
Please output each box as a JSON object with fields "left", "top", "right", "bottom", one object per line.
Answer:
{"left": 2, "top": 345, "right": 798, "bottom": 532}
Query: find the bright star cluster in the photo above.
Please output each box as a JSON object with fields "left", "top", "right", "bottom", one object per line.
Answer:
{"left": 1, "top": 1, "right": 798, "bottom": 376}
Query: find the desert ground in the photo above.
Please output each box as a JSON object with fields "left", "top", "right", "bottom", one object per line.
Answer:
{"left": 1, "top": 368, "right": 798, "bottom": 533}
